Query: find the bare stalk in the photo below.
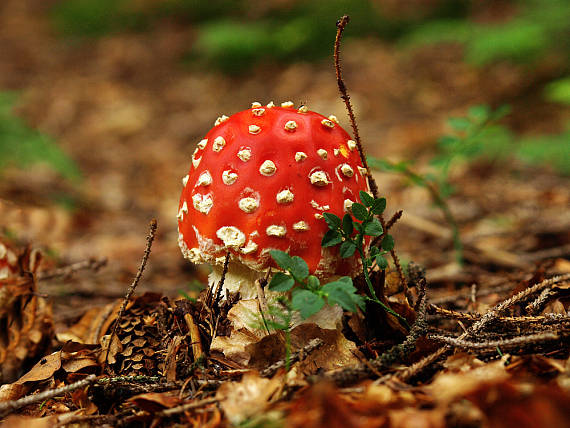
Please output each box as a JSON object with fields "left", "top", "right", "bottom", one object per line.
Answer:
{"left": 104, "top": 219, "right": 157, "bottom": 371}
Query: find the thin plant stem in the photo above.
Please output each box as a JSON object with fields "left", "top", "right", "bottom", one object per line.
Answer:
{"left": 358, "top": 247, "right": 409, "bottom": 328}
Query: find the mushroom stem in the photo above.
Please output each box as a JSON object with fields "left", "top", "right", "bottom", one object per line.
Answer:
{"left": 208, "top": 261, "right": 265, "bottom": 300}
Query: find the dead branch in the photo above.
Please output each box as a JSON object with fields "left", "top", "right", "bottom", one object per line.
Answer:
{"left": 104, "top": 219, "right": 157, "bottom": 371}
{"left": 155, "top": 397, "right": 218, "bottom": 418}
{"left": 261, "top": 338, "right": 324, "bottom": 378}
{"left": 396, "top": 274, "right": 570, "bottom": 382}
{"left": 429, "top": 331, "right": 565, "bottom": 351}
{"left": 38, "top": 257, "right": 107, "bottom": 280}
{"left": 0, "top": 375, "right": 97, "bottom": 418}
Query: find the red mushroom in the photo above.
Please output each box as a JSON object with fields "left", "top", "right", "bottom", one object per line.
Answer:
{"left": 177, "top": 101, "right": 370, "bottom": 298}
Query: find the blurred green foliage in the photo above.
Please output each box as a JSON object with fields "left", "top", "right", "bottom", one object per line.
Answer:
{"left": 401, "top": 0, "right": 569, "bottom": 65}
{"left": 0, "top": 92, "right": 81, "bottom": 181}
{"left": 50, "top": 0, "right": 468, "bottom": 72}
{"left": 545, "top": 77, "right": 570, "bottom": 106}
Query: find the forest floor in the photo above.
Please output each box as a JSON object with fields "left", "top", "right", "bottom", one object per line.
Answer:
{"left": 0, "top": 1, "right": 569, "bottom": 427}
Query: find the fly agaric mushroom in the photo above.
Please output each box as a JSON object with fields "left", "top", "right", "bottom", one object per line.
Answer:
{"left": 178, "top": 102, "right": 370, "bottom": 299}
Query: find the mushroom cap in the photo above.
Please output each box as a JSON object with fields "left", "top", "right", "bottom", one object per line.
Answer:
{"left": 177, "top": 103, "right": 370, "bottom": 278}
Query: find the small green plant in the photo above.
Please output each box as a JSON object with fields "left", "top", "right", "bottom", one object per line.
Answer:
{"left": 266, "top": 190, "right": 409, "bottom": 330}
{"left": 0, "top": 92, "right": 81, "bottom": 181}
{"left": 368, "top": 104, "right": 512, "bottom": 263}
{"left": 321, "top": 190, "right": 409, "bottom": 327}
{"left": 268, "top": 250, "right": 365, "bottom": 320}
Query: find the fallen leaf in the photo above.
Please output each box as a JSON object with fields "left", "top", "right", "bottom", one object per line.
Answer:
{"left": 216, "top": 372, "right": 282, "bottom": 425}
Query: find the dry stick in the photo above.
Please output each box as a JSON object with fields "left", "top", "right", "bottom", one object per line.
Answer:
{"left": 334, "top": 15, "right": 406, "bottom": 290}
{"left": 156, "top": 397, "right": 219, "bottom": 418}
{"left": 103, "top": 219, "right": 158, "bottom": 371}
{"left": 38, "top": 257, "right": 108, "bottom": 280}
{"left": 397, "top": 273, "right": 570, "bottom": 382}
{"left": 261, "top": 338, "right": 324, "bottom": 378}
{"left": 429, "top": 304, "right": 569, "bottom": 325}
{"left": 322, "top": 270, "right": 428, "bottom": 386}
{"left": 429, "top": 331, "right": 565, "bottom": 351}
{"left": 0, "top": 374, "right": 98, "bottom": 417}
{"left": 213, "top": 252, "right": 230, "bottom": 306}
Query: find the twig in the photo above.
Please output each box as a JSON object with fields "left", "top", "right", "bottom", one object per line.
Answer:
{"left": 38, "top": 257, "right": 107, "bottom": 280}
{"left": 525, "top": 288, "right": 555, "bottom": 314}
{"left": 104, "top": 219, "right": 157, "bottom": 371}
{"left": 335, "top": 15, "right": 406, "bottom": 292}
{"left": 184, "top": 313, "right": 205, "bottom": 361}
{"left": 396, "top": 274, "right": 570, "bottom": 382}
{"left": 334, "top": 15, "right": 378, "bottom": 198}
{"left": 155, "top": 397, "right": 218, "bottom": 418}
{"left": 429, "top": 304, "right": 569, "bottom": 325}
{"left": 261, "top": 338, "right": 324, "bottom": 377}
{"left": 0, "top": 375, "right": 97, "bottom": 417}
{"left": 213, "top": 252, "right": 230, "bottom": 307}
{"left": 322, "top": 269, "right": 428, "bottom": 385}
{"left": 429, "top": 331, "right": 565, "bottom": 351}
{"left": 385, "top": 210, "right": 403, "bottom": 232}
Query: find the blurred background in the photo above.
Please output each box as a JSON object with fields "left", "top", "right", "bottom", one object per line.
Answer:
{"left": 0, "top": 0, "right": 568, "bottom": 315}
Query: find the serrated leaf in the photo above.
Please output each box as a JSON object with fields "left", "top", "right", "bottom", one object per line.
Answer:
{"left": 321, "top": 229, "right": 342, "bottom": 247}
{"left": 381, "top": 234, "right": 395, "bottom": 251}
{"left": 342, "top": 214, "right": 354, "bottom": 235}
{"left": 291, "top": 290, "right": 325, "bottom": 319}
{"left": 447, "top": 117, "right": 471, "bottom": 131}
{"left": 363, "top": 218, "right": 383, "bottom": 236}
{"left": 359, "top": 190, "right": 374, "bottom": 207}
{"left": 322, "top": 277, "right": 364, "bottom": 313}
{"left": 322, "top": 212, "right": 341, "bottom": 230}
{"left": 375, "top": 255, "right": 388, "bottom": 269}
{"left": 268, "top": 272, "right": 295, "bottom": 292}
{"left": 351, "top": 203, "right": 368, "bottom": 221}
{"left": 340, "top": 240, "right": 356, "bottom": 258}
{"left": 307, "top": 275, "right": 320, "bottom": 290}
{"left": 369, "top": 246, "right": 380, "bottom": 258}
{"left": 269, "top": 249, "right": 293, "bottom": 271}
{"left": 290, "top": 256, "right": 309, "bottom": 280}
{"left": 371, "top": 198, "right": 386, "bottom": 215}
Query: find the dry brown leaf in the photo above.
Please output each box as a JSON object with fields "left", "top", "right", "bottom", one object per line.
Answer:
{"left": 15, "top": 351, "right": 62, "bottom": 384}
{"left": 128, "top": 392, "right": 182, "bottom": 412}
{"left": 216, "top": 372, "right": 282, "bottom": 425}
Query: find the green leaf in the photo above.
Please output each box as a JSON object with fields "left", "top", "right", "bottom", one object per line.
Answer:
{"left": 269, "top": 249, "right": 293, "bottom": 271}
{"left": 306, "top": 275, "right": 320, "bottom": 290}
{"left": 381, "top": 234, "right": 395, "bottom": 251}
{"left": 468, "top": 105, "right": 490, "bottom": 122}
{"left": 322, "top": 277, "right": 365, "bottom": 312}
{"left": 375, "top": 255, "right": 388, "bottom": 269}
{"left": 291, "top": 290, "right": 325, "bottom": 319}
{"left": 342, "top": 214, "right": 354, "bottom": 235}
{"left": 322, "top": 212, "right": 341, "bottom": 230}
{"left": 447, "top": 117, "right": 471, "bottom": 131}
{"left": 369, "top": 246, "right": 380, "bottom": 258}
{"left": 321, "top": 229, "right": 342, "bottom": 247}
{"left": 438, "top": 135, "right": 461, "bottom": 146}
{"left": 371, "top": 198, "right": 386, "bottom": 215}
{"left": 268, "top": 272, "right": 295, "bottom": 292}
{"left": 359, "top": 190, "right": 374, "bottom": 207}
{"left": 363, "top": 218, "right": 383, "bottom": 236}
{"left": 351, "top": 203, "right": 368, "bottom": 221}
{"left": 340, "top": 240, "right": 356, "bottom": 258}
{"left": 290, "top": 256, "right": 309, "bottom": 280}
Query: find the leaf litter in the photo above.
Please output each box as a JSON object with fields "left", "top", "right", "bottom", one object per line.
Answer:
{"left": 0, "top": 2, "right": 569, "bottom": 427}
